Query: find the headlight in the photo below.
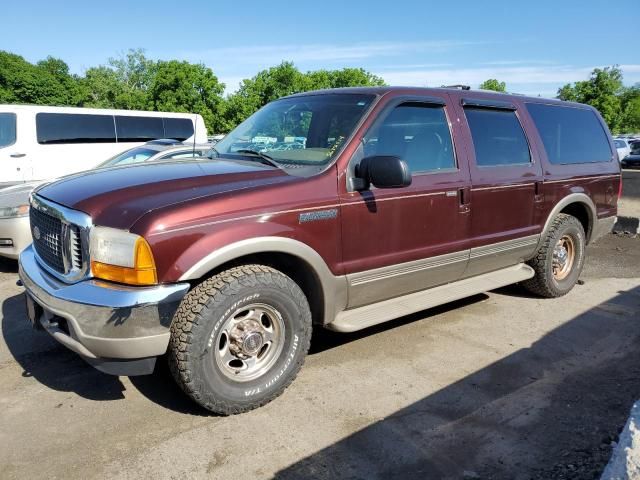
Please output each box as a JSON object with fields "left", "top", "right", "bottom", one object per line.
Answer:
{"left": 89, "top": 226, "right": 157, "bottom": 285}
{"left": 0, "top": 204, "right": 29, "bottom": 219}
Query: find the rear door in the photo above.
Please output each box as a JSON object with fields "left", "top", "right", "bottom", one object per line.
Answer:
{"left": 339, "top": 92, "right": 472, "bottom": 308}
{"left": 453, "top": 96, "right": 544, "bottom": 277}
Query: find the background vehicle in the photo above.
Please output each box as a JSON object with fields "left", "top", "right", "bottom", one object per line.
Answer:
{"left": 0, "top": 105, "right": 207, "bottom": 188}
{"left": 19, "top": 87, "right": 620, "bottom": 415}
{"left": 0, "top": 141, "right": 211, "bottom": 259}
{"left": 614, "top": 138, "right": 632, "bottom": 160}
{"left": 621, "top": 152, "right": 640, "bottom": 168}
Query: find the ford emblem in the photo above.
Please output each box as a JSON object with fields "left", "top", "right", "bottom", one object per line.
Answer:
{"left": 33, "top": 226, "right": 41, "bottom": 240}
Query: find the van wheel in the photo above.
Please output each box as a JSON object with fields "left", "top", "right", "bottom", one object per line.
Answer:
{"left": 523, "top": 213, "right": 586, "bottom": 298}
{"left": 168, "top": 265, "right": 312, "bottom": 415}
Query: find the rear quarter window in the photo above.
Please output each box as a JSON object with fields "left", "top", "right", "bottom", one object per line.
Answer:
{"left": 526, "top": 103, "right": 612, "bottom": 164}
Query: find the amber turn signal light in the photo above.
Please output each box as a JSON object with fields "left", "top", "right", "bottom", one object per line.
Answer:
{"left": 91, "top": 237, "right": 157, "bottom": 286}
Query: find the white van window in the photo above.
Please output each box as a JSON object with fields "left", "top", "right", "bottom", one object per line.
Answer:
{"left": 0, "top": 113, "right": 16, "bottom": 148}
{"left": 115, "top": 116, "right": 164, "bottom": 142}
{"left": 163, "top": 118, "right": 194, "bottom": 141}
{"left": 36, "top": 113, "right": 116, "bottom": 144}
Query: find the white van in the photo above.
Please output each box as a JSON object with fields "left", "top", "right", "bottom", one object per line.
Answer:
{"left": 0, "top": 105, "right": 207, "bottom": 187}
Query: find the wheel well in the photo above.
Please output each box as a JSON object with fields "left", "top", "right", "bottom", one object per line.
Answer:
{"left": 196, "top": 252, "right": 325, "bottom": 325}
{"left": 560, "top": 202, "right": 592, "bottom": 241}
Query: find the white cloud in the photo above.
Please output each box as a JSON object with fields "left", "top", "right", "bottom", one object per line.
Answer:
{"left": 375, "top": 64, "right": 640, "bottom": 97}
{"left": 481, "top": 60, "right": 557, "bottom": 66}
{"left": 178, "top": 40, "right": 480, "bottom": 67}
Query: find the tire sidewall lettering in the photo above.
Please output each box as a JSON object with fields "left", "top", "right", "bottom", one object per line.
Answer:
{"left": 245, "top": 334, "right": 299, "bottom": 396}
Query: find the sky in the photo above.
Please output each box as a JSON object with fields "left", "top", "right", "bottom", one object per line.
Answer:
{"left": 2, "top": 0, "right": 639, "bottom": 98}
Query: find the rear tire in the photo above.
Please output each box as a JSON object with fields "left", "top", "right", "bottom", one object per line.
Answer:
{"left": 522, "top": 213, "right": 586, "bottom": 298}
{"left": 168, "top": 265, "right": 312, "bottom": 415}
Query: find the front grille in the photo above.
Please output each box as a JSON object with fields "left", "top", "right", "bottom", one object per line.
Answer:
{"left": 30, "top": 207, "right": 65, "bottom": 273}
{"left": 69, "top": 226, "right": 83, "bottom": 270}
{"left": 29, "top": 194, "right": 91, "bottom": 283}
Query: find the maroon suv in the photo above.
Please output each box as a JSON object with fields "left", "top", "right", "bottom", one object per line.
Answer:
{"left": 19, "top": 87, "right": 621, "bottom": 414}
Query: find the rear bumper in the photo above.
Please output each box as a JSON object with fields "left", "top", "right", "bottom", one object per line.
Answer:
{"left": 0, "top": 215, "right": 31, "bottom": 260}
{"left": 19, "top": 245, "right": 189, "bottom": 375}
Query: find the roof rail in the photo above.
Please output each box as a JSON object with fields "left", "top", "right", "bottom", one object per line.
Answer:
{"left": 442, "top": 84, "right": 471, "bottom": 90}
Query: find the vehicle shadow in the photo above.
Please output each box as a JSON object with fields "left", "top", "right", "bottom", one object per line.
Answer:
{"left": 1, "top": 292, "right": 127, "bottom": 401}
{"left": 309, "top": 294, "right": 489, "bottom": 355}
{"left": 275, "top": 285, "right": 640, "bottom": 480}
{"left": 128, "top": 360, "right": 210, "bottom": 416}
{"left": 0, "top": 256, "right": 18, "bottom": 274}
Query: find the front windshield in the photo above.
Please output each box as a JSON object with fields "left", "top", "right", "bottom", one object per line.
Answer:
{"left": 98, "top": 147, "right": 157, "bottom": 168}
{"left": 214, "top": 94, "right": 375, "bottom": 167}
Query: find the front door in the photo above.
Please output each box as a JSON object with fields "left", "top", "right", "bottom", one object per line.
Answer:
{"left": 0, "top": 112, "right": 27, "bottom": 187}
{"left": 453, "top": 96, "right": 544, "bottom": 277}
{"left": 339, "top": 93, "right": 471, "bottom": 308}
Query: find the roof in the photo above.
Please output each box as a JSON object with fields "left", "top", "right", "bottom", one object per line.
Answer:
{"left": 283, "top": 86, "right": 575, "bottom": 106}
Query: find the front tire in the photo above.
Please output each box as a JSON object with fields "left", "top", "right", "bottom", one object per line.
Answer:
{"left": 168, "top": 265, "right": 312, "bottom": 415}
{"left": 523, "top": 213, "right": 586, "bottom": 298}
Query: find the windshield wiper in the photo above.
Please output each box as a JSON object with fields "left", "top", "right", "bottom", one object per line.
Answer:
{"left": 235, "top": 149, "right": 281, "bottom": 169}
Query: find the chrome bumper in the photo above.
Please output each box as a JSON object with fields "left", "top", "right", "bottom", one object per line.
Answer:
{"left": 19, "top": 245, "right": 189, "bottom": 374}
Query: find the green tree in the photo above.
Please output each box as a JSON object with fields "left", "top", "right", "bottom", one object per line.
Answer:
{"left": 0, "top": 51, "right": 82, "bottom": 105}
{"left": 224, "top": 62, "right": 386, "bottom": 130}
{"left": 147, "top": 60, "right": 226, "bottom": 134}
{"left": 557, "top": 66, "right": 624, "bottom": 131}
{"left": 479, "top": 78, "right": 506, "bottom": 92}
{"left": 307, "top": 67, "right": 386, "bottom": 90}
{"left": 619, "top": 85, "right": 640, "bottom": 133}
{"left": 80, "top": 66, "right": 122, "bottom": 108}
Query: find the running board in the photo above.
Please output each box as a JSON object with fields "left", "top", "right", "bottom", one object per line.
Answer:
{"left": 327, "top": 263, "right": 535, "bottom": 333}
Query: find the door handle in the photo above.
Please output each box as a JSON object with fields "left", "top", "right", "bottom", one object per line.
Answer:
{"left": 459, "top": 187, "right": 471, "bottom": 213}
{"left": 534, "top": 181, "right": 544, "bottom": 202}
{"left": 10, "top": 153, "right": 26, "bottom": 158}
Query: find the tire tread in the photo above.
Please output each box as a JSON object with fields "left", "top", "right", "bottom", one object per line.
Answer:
{"left": 167, "top": 264, "right": 311, "bottom": 415}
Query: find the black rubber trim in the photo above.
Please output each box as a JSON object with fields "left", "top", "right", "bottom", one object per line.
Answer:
{"left": 461, "top": 97, "right": 517, "bottom": 110}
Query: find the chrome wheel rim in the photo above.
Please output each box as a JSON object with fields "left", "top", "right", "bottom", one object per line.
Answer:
{"left": 552, "top": 235, "right": 575, "bottom": 281}
{"left": 214, "top": 303, "right": 285, "bottom": 382}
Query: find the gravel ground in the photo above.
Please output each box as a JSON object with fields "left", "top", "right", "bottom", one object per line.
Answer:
{"left": 0, "top": 235, "right": 638, "bottom": 479}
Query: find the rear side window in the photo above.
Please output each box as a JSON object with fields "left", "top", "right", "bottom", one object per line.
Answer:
{"left": 0, "top": 113, "right": 17, "bottom": 148}
{"left": 464, "top": 108, "right": 530, "bottom": 167}
{"left": 614, "top": 140, "right": 626, "bottom": 148}
{"left": 36, "top": 113, "right": 116, "bottom": 144}
{"left": 526, "top": 103, "right": 612, "bottom": 164}
{"left": 163, "top": 118, "right": 194, "bottom": 141}
{"left": 364, "top": 103, "right": 456, "bottom": 173}
{"left": 115, "top": 116, "right": 164, "bottom": 142}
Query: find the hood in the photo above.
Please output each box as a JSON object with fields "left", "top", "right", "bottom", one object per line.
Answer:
{"left": 36, "top": 159, "right": 293, "bottom": 229}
